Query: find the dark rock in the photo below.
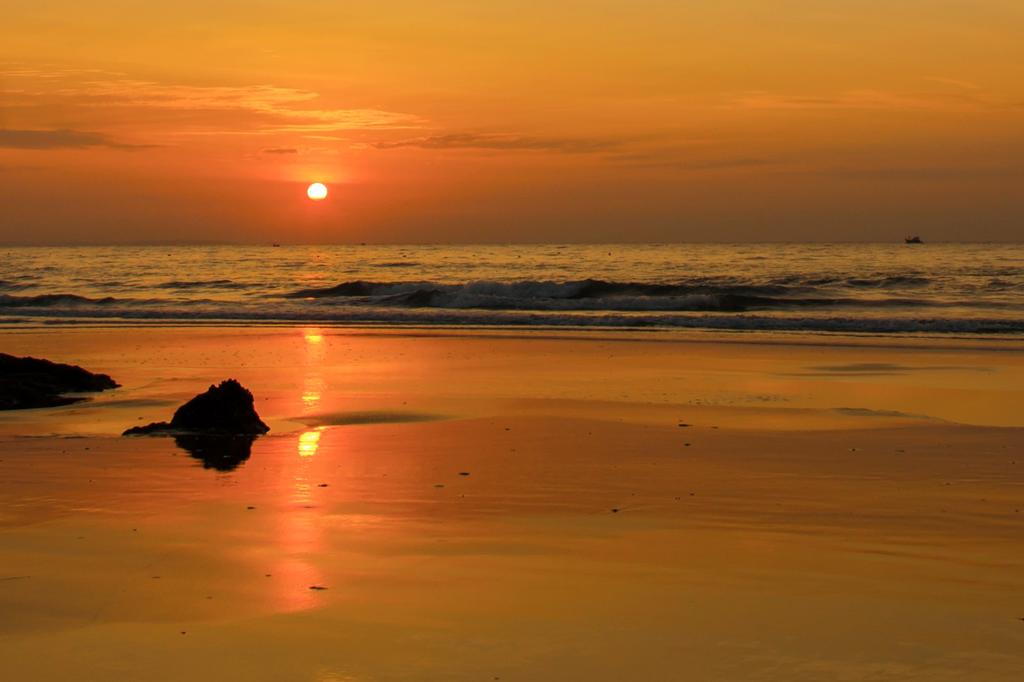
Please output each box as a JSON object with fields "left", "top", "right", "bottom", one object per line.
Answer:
{"left": 123, "top": 379, "right": 269, "bottom": 436}
{"left": 0, "top": 353, "right": 118, "bottom": 410}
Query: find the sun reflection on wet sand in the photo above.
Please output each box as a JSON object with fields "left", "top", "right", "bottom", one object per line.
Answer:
{"left": 301, "top": 385, "right": 323, "bottom": 409}
{"left": 268, "top": 428, "right": 336, "bottom": 613}
{"left": 299, "top": 327, "right": 327, "bottom": 411}
{"left": 271, "top": 329, "right": 331, "bottom": 613}
{"left": 298, "top": 428, "right": 323, "bottom": 457}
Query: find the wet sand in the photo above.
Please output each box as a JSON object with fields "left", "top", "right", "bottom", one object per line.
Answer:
{"left": 0, "top": 327, "right": 1022, "bottom": 680}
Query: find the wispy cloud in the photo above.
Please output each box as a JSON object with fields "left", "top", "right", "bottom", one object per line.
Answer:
{"left": 727, "top": 88, "right": 1001, "bottom": 112}
{"left": 372, "top": 131, "right": 769, "bottom": 173}
{"left": 76, "top": 80, "right": 420, "bottom": 132}
{"left": 0, "top": 128, "right": 144, "bottom": 150}
{"left": 373, "top": 133, "right": 621, "bottom": 153}
{"left": 262, "top": 147, "right": 298, "bottom": 154}
{"left": 76, "top": 81, "right": 320, "bottom": 111}
{"left": 924, "top": 77, "right": 982, "bottom": 91}
{"left": 0, "top": 68, "right": 422, "bottom": 137}
{"left": 824, "top": 165, "right": 1024, "bottom": 180}
{"left": 610, "top": 153, "right": 780, "bottom": 172}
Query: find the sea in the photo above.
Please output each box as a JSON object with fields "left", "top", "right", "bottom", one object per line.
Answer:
{"left": 2, "top": 243, "right": 1022, "bottom": 336}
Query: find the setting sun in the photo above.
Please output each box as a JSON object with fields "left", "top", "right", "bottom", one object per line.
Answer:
{"left": 306, "top": 183, "right": 328, "bottom": 201}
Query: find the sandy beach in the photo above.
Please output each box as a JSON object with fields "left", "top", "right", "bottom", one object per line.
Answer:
{"left": 0, "top": 327, "right": 1022, "bottom": 680}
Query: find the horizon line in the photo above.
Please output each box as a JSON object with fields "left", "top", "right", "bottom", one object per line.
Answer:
{"left": 2, "top": 240, "right": 1022, "bottom": 247}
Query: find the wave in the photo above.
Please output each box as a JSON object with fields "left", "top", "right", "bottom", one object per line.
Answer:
{"left": 769, "top": 274, "right": 932, "bottom": 288}
{"left": 1, "top": 271, "right": 1019, "bottom": 335}
{"left": 985, "top": 278, "right": 1024, "bottom": 291}
{"left": 843, "top": 275, "right": 933, "bottom": 288}
{"left": 0, "top": 293, "right": 213, "bottom": 308}
{"left": 282, "top": 279, "right": 942, "bottom": 312}
{"left": 157, "top": 279, "right": 251, "bottom": 290}
{"left": 0, "top": 293, "right": 120, "bottom": 307}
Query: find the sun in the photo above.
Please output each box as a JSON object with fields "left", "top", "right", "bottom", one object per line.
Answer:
{"left": 306, "top": 182, "right": 328, "bottom": 201}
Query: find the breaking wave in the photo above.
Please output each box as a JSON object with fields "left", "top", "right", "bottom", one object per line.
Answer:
{"left": 0, "top": 293, "right": 121, "bottom": 307}
{"left": 282, "top": 279, "right": 942, "bottom": 312}
{"left": 157, "top": 279, "right": 252, "bottom": 290}
{"left": 2, "top": 244, "right": 1021, "bottom": 336}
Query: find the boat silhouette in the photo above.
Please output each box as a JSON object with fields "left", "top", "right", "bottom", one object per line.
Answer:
{"left": 904, "top": 236, "right": 923, "bottom": 244}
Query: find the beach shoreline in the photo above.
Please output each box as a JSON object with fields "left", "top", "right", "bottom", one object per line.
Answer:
{"left": 1, "top": 326, "right": 1022, "bottom": 680}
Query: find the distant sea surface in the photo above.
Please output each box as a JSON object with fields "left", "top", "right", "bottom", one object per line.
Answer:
{"left": 2, "top": 244, "right": 1022, "bottom": 336}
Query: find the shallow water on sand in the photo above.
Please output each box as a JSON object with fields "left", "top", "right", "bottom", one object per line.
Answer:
{"left": 2, "top": 417, "right": 1023, "bottom": 681}
{"left": 0, "top": 328, "right": 1022, "bottom": 680}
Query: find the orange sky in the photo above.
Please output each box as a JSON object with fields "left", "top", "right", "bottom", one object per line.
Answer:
{"left": 2, "top": 1, "right": 1023, "bottom": 243}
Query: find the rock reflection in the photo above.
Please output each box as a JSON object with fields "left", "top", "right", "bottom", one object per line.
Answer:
{"left": 173, "top": 434, "right": 257, "bottom": 471}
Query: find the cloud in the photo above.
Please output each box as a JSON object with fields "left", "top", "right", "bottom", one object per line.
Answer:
{"left": 0, "top": 68, "right": 422, "bottom": 136}
{"left": 373, "top": 133, "right": 620, "bottom": 153}
{"left": 0, "top": 128, "right": 143, "bottom": 150}
{"left": 262, "top": 147, "right": 298, "bottom": 154}
{"left": 824, "top": 165, "right": 1024, "bottom": 180}
{"left": 608, "top": 151, "right": 780, "bottom": 172}
{"left": 78, "top": 80, "right": 420, "bottom": 131}
{"left": 79, "top": 81, "right": 320, "bottom": 111}
{"left": 373, "top": 131, "right": 769, "bottom": 172}
{"left": 726, "top": 89, "right": 1001, "bottom": 112}
{"left": 925, "top": 77, "right": 981, "bottom": 91}
{"left": 663, "top": 157, "right": 778, "bottom": 171}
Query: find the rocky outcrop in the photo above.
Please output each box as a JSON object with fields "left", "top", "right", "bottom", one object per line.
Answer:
{"left": 0, "top": 353, "right": 119, "bottom": 410}
{"left": 123, "top": 379, "right": 269, "bottom": 436}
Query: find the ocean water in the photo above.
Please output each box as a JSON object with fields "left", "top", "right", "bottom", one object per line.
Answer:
{"left": 1, "top": 243, "right": 1022, "bottom": 335}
